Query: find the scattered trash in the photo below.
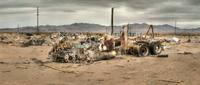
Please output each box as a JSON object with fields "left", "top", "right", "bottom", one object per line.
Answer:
{"left": 186, "top": 38, "right": 191, "bottom": 43}
{"left": 0, "top": 61, "right": 9, "bottom": 64}
{"left": 165, "top": 37, "right": 180, "bottom": 43}
{"left": 172, "top": 37, "right": 180, "bottom": 43}
{"left": 115, "top": 64, "right": 125, "bottom": 68}
{"left": 0, "top": 33, "right": 61, "bottom": 47}
{"left": 163, "top": 46, "right": 171, "bottom": 49}
{"left": 97, "top": 79, "right": 105, "bottom": 81}
{"left": 42, "top": 65, "right": 69, "bottom": 73}
{"left": 103, "top": 72, "right": 111, "bottom": 75}
{"left": 183, "top": 52, "right": 193, "bottom": 54}
{"left": 16, "top": 66, "right": 28, "bottom": 70}
{"left": 30, "top": 58, "right": 44, "bottom": 65}
{"left": 22, "top": 39, "right": 45, "bottom": 47}
{"left": 178, "top": 51, "right": 193, "bottom": 55}
{"left": 1, "top": 70, "right": 11, "bottom": 73}
{"left": 157, "top": 54, "right": 169, "bottom": 57}
{"left": 122, "top": 76, "right": 131, "bottom": 80}
{"left": 158, "top": 79, "right": 184, "bottom": 83}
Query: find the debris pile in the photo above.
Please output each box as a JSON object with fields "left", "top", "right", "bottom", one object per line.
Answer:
{"left": 0, "top": 33, "right": 17, "bottom": 45}
{"left": 48, "top": 36, "right": 116, "bottom": 64}
{"left": 22, "top": 38, "right": 45, "bottom": 47}
{"left": 0, "top": 35, "right": 11, "bottom": 44}
{"left": 0, "top": 33, "right": 61, "bottom": 47}
{"left": 21, "top": 33, "right": 57, "bottom": 47}
{"left": 48, "top": 25, "right": 168, "bottom": 64}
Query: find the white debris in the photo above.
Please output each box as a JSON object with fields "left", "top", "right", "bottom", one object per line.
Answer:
{"left": 172, "top": 37, "right": 180, "bottom": 42}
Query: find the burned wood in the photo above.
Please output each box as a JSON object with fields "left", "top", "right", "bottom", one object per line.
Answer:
{"left": 42, "top": 65, "right": 67, "bottom": 73}
{"left": 159, "top": 79, "right": 183, "bottom": 83}
{"left": 157, "top": 54, "right": 168, "bottom": 57}
{"left": 178, "top": 52, "right": 193, "bottom": 55}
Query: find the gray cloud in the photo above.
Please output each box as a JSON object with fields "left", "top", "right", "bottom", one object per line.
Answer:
{"left": 186, "top": 0, "right": 200, "bottom": 5}
{"left": 0, "top": 0, "right": 38, "bottom": 9}
{"left": 0, "top": 0, "right": 200, "bottom": 28}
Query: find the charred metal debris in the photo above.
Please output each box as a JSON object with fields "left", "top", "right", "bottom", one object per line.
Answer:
{"left": 48, "top": 25, "right": 165, "bottom": 64}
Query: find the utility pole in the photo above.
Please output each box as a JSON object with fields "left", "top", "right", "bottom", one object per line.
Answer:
{"left": 111, "top": 7, "right": 114, "bottom": 35}
{"left": 17, "top": 24, "right": 20, "bottom": 33}
{"left": 129, "top": 24, "right": 131, "bottom": 33}
{"left": 174, "top": 20, "right": 177, "bottom": 36}
{"left": 128, "top": 23, "right": 132, "bottom": 36}
{"left": 36, "top": 6, "right": 39, "bottom": 33}
{"left": 106, "top": 27, "right": 108, "bottom": 34}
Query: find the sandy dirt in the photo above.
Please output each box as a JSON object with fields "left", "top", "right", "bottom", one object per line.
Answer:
{"left": 0, "top": 42, "right": 200, "bottom": 85}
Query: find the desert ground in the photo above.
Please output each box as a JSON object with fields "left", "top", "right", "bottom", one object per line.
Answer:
{"left": 0, "top": 34, "right": 200, "bottom": 85}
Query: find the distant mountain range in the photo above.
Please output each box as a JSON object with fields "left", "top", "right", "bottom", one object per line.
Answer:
{"left": 0, "top": 23, "right": 200, "bottom": 33}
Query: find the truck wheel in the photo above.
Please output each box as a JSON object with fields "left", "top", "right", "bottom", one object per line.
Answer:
{"left": 128, "top": 47, "right": 135, "bottom": 55}
{"left": 137, "top": 44, "right": 149, "bottom": 57}
{"left": 151, "top": 43, "right": 162, "bottom": 55}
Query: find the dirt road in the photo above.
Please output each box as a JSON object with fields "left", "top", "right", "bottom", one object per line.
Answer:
{"left": 0, "top": 43, "right": 200, "bottom": 85}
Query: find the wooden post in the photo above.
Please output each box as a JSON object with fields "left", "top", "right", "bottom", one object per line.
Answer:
{"left": 17, "top": 24, "right": 20, "bottom": 33}
{"left": 36, "top": 6, "right": 39, "bottom": 33}
{"left": 175, "top": 20, "right": 177, "bottom": 36}
{"left": 111, "top": 7, "right": 114, "bottom": 35}
{"left": 151, "top": 25, "right": 154, "bottom": 38}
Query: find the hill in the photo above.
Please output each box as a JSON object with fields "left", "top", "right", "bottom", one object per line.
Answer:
{"left": 0, "top": 23, "right": 200, "bottom": 33}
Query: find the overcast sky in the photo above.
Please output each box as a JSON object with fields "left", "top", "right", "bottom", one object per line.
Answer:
{"left": 0, "top": 0, "right": 200, "bottom": 29}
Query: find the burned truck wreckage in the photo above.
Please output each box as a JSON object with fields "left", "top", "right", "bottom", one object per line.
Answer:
{"left": 48, "top": 25, "right": 164, "bottom": 63}
{"left": 48, "top": 34, "right": 117, "bottom": 63}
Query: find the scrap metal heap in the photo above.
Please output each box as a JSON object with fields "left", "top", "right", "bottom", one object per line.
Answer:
{"left": 48, "top": 34, "right": 117, "bottom": 63}
{"left": 48, "top": 25, "right": 165, "bottom": 63}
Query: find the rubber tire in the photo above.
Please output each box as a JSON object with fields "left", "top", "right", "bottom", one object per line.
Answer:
{"left": 137, "top": 44, "right": 149, "bottom": 57}
{"left": 128, "top": 47, "right": 135, "bottom": 55}
{"left": 151, "top": 43, "right": 162, "bottom": 55}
